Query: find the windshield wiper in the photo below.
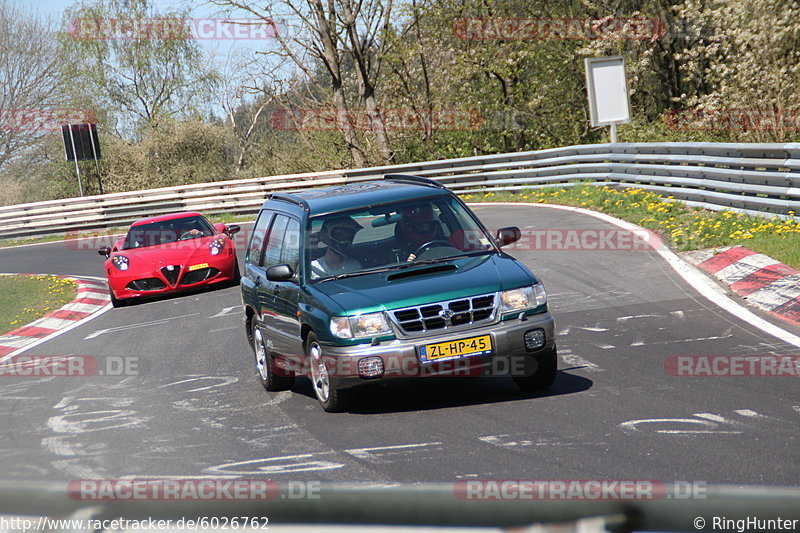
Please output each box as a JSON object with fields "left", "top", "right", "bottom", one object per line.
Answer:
{"left": 318, "top": 250, "right": 493, "bottom": 282}
{"left": 320, "top": 264, "right": 408, "bottom": 282}
{"left": 402, "top": 249, "right": 494, "bottom": 267}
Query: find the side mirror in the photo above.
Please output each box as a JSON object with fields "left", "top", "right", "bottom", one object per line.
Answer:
{"left": 98, "top": 246, "right": 111, "bottom": 259}
{"left": 496, "top": 227, "right": 521, "bottom": 247}
{"left": 227, "top": 224, "right": 241, "bottom": 235}
{"left": 266, "top": 264, "right": 295, "bottom": 282}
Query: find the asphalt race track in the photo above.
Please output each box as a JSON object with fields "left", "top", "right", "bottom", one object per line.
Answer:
{"left": 1, "top": 205, "right": 799, "bottom": 485}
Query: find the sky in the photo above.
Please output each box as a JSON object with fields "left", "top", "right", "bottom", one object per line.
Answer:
{"left": 30, "top": 0, "right": 274, "bottom": 60}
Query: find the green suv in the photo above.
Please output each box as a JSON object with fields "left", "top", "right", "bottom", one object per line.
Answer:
{"left": 241, "top": 175, "right": 556, "bottom": 411}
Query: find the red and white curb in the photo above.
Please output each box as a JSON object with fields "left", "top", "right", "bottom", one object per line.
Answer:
{"left": 684, "top": 246, "right": 800, "bottom": 327}
{"left": 479, "top": 202, "right": 800, "bottom": 349}
{"left": 0, "top": 275, "right": 110, "bottom": 361}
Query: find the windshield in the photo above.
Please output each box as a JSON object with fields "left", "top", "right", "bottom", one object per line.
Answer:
{"left": 122, "top": 216, "right": 215, "bottom": 249}
{"left": 307, "top": 196, "right": 495, "bottom": 281}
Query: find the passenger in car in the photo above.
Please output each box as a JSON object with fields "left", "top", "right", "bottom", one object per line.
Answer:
{"left": 311, "top": 216, "right": 363, "bottom": 278}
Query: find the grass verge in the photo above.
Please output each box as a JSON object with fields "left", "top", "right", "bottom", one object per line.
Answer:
{"left": 0, "top": 275, "right": 78, "bottom": 336}
{"left": 462, "top": 185, "right": 800, "bottom": 269}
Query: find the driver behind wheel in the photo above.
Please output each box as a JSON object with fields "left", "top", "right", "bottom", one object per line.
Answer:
{"left": 177, "top": 219, "right": 206, "bottom": 241}
{"left": 397, "top": 204, "right": 445, "bottom": 262}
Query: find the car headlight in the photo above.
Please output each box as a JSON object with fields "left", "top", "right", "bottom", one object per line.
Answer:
{"left": 330, "top": 312, "right": 393, "bottom": 339}
{"left": 111, "top": 255, "right": 129, "bottom": 271}
{"left": 209, "top": 237, "right": 226, "bottom": 256}
{"left": 499, "top": 284, "right": 547, "bottom": 314}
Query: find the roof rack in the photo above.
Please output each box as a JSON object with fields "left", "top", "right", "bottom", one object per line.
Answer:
{"left": 383, "top": 174, "right": 446, "bottom": 189}
{"left": 269, "top": 192, "right": 310, "bottom": 211}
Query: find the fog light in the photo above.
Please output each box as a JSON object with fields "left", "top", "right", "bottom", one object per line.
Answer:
{"left": 524, "top": 328, "right": 545, "bottom": 351}
{"left": 358, "top": 356, "right": 384, "bottom": 378}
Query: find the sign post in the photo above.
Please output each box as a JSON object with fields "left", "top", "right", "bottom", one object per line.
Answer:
{"left": 61, "top": 123, "right": 102, "bottom": 197}
{"left": 584, "top": 56, "right": 631, "bottom": 143}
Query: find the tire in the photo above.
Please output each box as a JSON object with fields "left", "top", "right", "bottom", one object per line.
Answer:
{"left": 513, "top": 346, "right": 557, "bottom": 391}
{"left": 231, "top": 257, "right": 241, "bottom": 285}
{"left": 252, "top": 325, "right": 295, "bottom": 391}
{"left": 109, "top": 286, "right": 126, "bottom": 308}
{"left": 306, "top": 332, "right": 350, "bottom": 412}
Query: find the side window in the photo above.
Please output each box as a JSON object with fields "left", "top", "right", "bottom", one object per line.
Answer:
{"left": 281, "top": 218, "right": 301, "bottom": 272}
{"left": 247, "top": 210, "right": 273, "bottom": 266}
{"left": 263, "top": 215, "right": 289, "bottom": 267}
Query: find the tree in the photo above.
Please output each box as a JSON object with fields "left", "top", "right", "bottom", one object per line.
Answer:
{"left": 59, "top": 0, "right": 218, "bottom": 136}
{"left": 673, "top": 0, "right": 800, "bottom": 142}
{"left": 382, "top": 0, "right": 598, "bottom": 157}
{"left": 210, "top": 0, "right": 397, "bottom": 166}
{"left": 0, "top": 0, "right": 65, "bottom": 169}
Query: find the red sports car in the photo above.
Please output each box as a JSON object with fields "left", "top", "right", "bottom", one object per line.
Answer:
{"left": 98, "top": 212, "right": 241, "bottom": 307}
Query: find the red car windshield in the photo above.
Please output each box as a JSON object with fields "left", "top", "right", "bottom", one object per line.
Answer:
{"left": 122, "top": 216, "right": 215, "bottom": 249}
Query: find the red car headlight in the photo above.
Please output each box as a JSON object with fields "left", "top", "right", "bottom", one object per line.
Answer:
{"left": 111, "top": 255, "right": 130, "bottom": 271}
{"left": 209, "top": 237, "right": 226, "bottom": 256}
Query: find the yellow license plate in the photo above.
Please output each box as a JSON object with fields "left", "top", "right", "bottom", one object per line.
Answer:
{"left": 419, "top": 335, "right": 492, "bottom": 362}
{"left": 188, "top": 263, "right": 209, "bottom": 271}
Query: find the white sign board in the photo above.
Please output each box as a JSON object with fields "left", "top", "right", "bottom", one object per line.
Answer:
{"left": 585, "top": 56, "right": 630, "bottom": 127}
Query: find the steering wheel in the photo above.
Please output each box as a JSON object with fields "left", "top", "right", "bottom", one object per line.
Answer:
{"left": 411, "top": 239, "right": 453, "bottom": 258}
{"left": 178, "top": 230, "right": 201, "bottom": 241}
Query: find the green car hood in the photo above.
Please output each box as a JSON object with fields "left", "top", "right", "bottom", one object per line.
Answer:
{"left": 313, "top": 253, "right": 537, "bottom": 315}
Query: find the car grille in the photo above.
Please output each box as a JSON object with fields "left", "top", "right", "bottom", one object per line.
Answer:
{"left": 126, "top": 278, "right": 166, "bottom": 291}
{"left": 391, "top": 293, "right": 497, "bottom": 334}
{"left": 180, "top": 267, "right": 220, "bottom": 285}
{"left": 161, "top": 265, "right": 181, "bottom": 286}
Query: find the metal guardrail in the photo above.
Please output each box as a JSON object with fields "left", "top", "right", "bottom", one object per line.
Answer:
{"left": 2, "top": 142, "right": 799, "bottom": 239}
{"left": 1, "top": 482, "right": 799, "bottom": 531}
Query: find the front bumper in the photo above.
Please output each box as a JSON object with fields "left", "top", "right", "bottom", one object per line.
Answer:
{"left": 310, "top": 312, "right": 556, "bottom": 390}
{"left": 108, "top": 251, "right": 237, "bottom": 300}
